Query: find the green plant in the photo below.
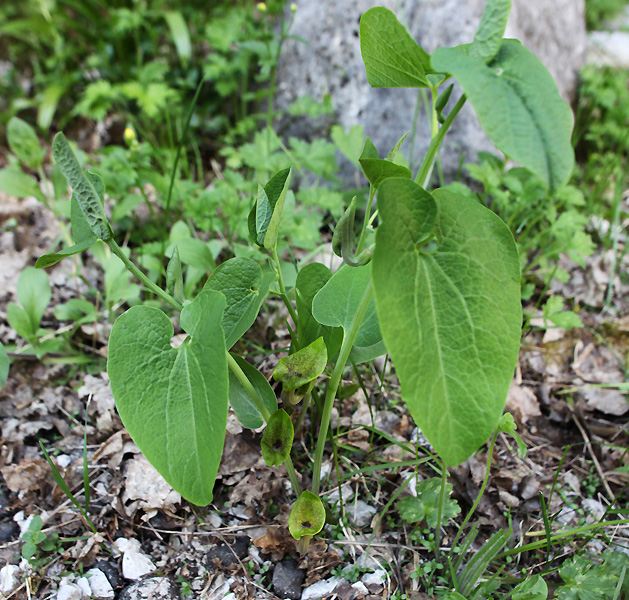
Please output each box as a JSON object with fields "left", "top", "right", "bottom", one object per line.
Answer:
{"left": 585, "top": 0, "right": 629, "bottom": 30}
{"left": 21, "top": 515, "right": 60, "bottom": 565}
{"left": 40, "top": 0, "right": 575, "bottom": 557}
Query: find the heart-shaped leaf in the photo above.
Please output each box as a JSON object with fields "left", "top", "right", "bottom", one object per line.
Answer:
{"left": 228, "top": 354, "right": 277, "bottom": 429}
{"left": 312, "top": 264, "right": 385, "bottom": 364}
{"left": 360, "top": 7, "right": 431, "bottom": 88}
{"left": 431, "top": 41, "right": 574, "bottom": 191}
{"left": 204, "top": 257, "right": 271, "bottom": 349}
{"left": 372, "top": 179, "right": 521, "bottom": 466}
{"left": 108, "top": 290, "right": 228, "bottom": 505}
{"left": 295, "top": 263, "right": 343, "bottom": 356}
{"left": 261, "top": 409, "right": 294, "bottom": 467}
{"left": 288, "top": 491, "right": 326, "bottom": 540}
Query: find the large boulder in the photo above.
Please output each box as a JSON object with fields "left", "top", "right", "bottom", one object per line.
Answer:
{"left": 275, "top": 0, "right": 586, "bottom": 179}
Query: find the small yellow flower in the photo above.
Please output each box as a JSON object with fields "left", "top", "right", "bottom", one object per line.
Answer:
{"left": 257, "top": 2, "right": 267, "bottom": 11}
{"left": 290, "top": 2, "right": 297, "bottom": 12}
{"left": 123, "top": 127, "right": 137, "bottom": 147}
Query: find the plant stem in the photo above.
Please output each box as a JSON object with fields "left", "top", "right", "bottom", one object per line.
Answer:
{"left": 415, "top": 94, "right": 467, "bottom": 188}
{"left": 435, "top": 458, "right": 448, "bottom": 555}
{"left": 272, "top": 247, "right": 299, "bottom": 327}
{"left": 108, "top": 238, "right": 183, "bottom": 311}
{"left": 226, "top": 353, "right": 302, "bottom": 496}
{"left": 312, "top": 279, "right": 374, "bottom": 497}
{"left": 449, "top": 430, "right": 498, "bottom": 557}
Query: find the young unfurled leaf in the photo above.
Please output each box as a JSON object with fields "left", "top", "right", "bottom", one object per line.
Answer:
{"left": 52, "top": 133, "right": 113, "bottom": 241}
{"left": 274, "top": 337, "right": 327, "bottom": 394}
{"left": 7, "top": 117, "right": 45, "bottom": 169}
{"left": 358, "top": 139, "right": 412, "bottom": 188}
{"left": 204, "top": 257, "right": 271, "bottom": 349}
{"left": 435, "top": 83, "right": 454, "bottom": 123}
{"left": 498, "top": 413, "right": 527, "bottom": 457}
{"left": 228, "top": 354, "right": 277, "bottom": 429}
{"left": 0, "top": 342, "right": 9, "bottom": 388}
{"left": 261, "top": 409, "right": 294, "bottom": 467}
{"left": 373, "top": 179, "right": 521, "bottom": 466}
{"left": 431, "top": 41, "right": 574, "bottom": 192}
{"left": 331, "top": 197, "right": 371, "bottom": 267}
{"left": 166, "top": 246, "right": 185, "bottom": 304}
{"left": 289, "top": 491, "right": 326, "bottom": 540}
{"left": 108, "top": 290, "right": 228, "bottom": 505}
{"left": 469, "top": 0, "right": 511, "bottom": 63}
{"left": 312, "top": 264, "right": 386, "bottom": 364}
{"left": 248, "top": 168, "right": 292, "bottom": 248}
{"left": 360, "top": 7, "right": 431, "bottom": 88}
{"left": 397, "top": 478, "right": 460, "bottom": 528}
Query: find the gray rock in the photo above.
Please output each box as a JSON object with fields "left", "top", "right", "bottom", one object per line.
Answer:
{"left": 93, "top": 560, "right": 122, "bottom": 590}
{"left": 276, "top": 0, "right": 586, "bottom": 180}
{"left": 0, "top": 521, "right": 19, "bottom": 543}
{"left": 118, "top": 577, "right": 177, "bottom": 600}
{"left": 205, "top": 536, "right": 249, "bottom": 569}
{"left": 272, "top": 559, "right": 306, "bottom": 600}
{"left": 301, "top": 576, "right": 345, "bottom": 600}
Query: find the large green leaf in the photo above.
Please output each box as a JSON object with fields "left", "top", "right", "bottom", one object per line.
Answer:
{"left": 52, "top": 133, "right": 112, "bottom": 241}
{"left": 228, "top": 354, "right": 277, "bottom": 429}
{"left": 108, "top": 290, "right": 228, "bottom": 505}
{"left": 312, "top": 265, "right": 385, "bottom": 364}
{"left": 204, "top": 257, "right": 271, "bottom": 349}
{"left": 431, "top": 41, "right": 574, "bottom": 192}
{"left": 469, "top": 0, "right": 511, "bottom": 63}
{"left": 360, "top": 7, "right": 431, "bottom": 88}
{"left": 372, "top": 179, "right": 521, "bottom": 466}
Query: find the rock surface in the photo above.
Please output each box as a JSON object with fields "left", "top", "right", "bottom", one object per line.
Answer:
{"left": 118, "top": 577, "right": 178, "bottom": 600}
{"left": 272, "top": 559, "right": 306, "bottom": 600}
{"left": 276, "top": 0, "right": 586, "bottom": 179}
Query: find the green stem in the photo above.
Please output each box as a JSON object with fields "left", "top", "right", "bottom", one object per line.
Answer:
{"left": 273, "top": 247, "right": 299, "bottom": 327}
{"left": 108, "top": 239, "right": 183, "bottom": 311}
{"left": 435, "top": 458, "right": 448, "bottom": 554}
{"left": 226, "top": 353, "right": 302, "bottom": 496}
{"left": 312, "top": 279, "right": 374, "bottom": 497}
{"left": 415, "top": 94, "right": 467, "bottom": 188}
{"left": 449, "top": 430, "right": 498, "bottom": 557}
